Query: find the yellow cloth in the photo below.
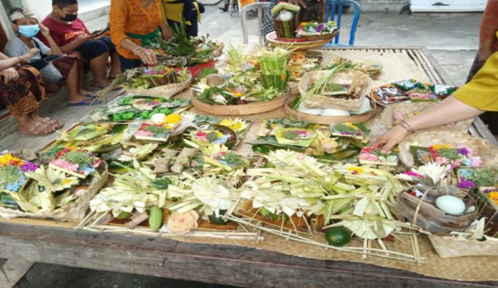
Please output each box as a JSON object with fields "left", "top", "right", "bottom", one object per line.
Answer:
{"left": 453, "top": 52, "right": 498, "bottom": 111}
{"left": 160, "top": 0, "right": 201, "bottom": 26}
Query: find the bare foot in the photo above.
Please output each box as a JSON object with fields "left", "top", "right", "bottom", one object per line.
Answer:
{"left": 92, "top": 79, "right": 111, "bottom": 87}
{"left": 80, "top": 89, "right": 95, "bottom": 96}
{"left": 69, "top": 93, "right": 93, "bottom": 104}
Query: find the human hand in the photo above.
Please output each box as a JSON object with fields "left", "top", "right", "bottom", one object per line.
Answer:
{"left": 75, "top": 34, "right": 92, "bottom": 44}
{"left": 39, "top": 24, "right": 50, "bottom": 38}
{"left": 0, "top": 68, "right": 19, "bottom": 83}
{"left": 135, "top": 47, "right": 158, "bottom": 66}
{"left": 372, "top": 125, "right": 410, "bottom": 152}
{"left": 22, "top": 48, "right": 40, "bottom": 62}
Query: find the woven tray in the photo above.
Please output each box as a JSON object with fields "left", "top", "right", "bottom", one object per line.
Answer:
{"left": 380, "top": 102, "right": 473, "bottom": 131}
{"left": 429, "top": 235, "right": 498, "bottom": 258}
{"left": 284, "top": 96, "right": 377, "bottom": 124}
{"left": 266, "top": 32, "right": 333, "bottom": 51}
{"left": 300, "top": 70, "right": 369, "bottom": 111}
{"left": 0, "top": 162, "right": 108, "bottom": 220}
{"left": 398, "top": 130, "right": 498, "bottom": 168}
{"left": 297, "top": 31, "right": 338, "bottom": 42}
{"left": 126, "top": 73, "right": 192, "bottom": 99}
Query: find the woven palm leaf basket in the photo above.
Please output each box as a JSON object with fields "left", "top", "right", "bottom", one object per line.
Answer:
{"left": 299, "top": 70, "right": 370, "bottom": 111}
{"left": 398, "top": 130, "right": 498, "bottom": 168}
{"left": 380, "top": 102, "right": 473, "bottom": 131}
{"left": 0, "top": 162, "right": 108, "bottom": 220}
{"left": 126, "top": 72, "right": 192, "bottom": 99}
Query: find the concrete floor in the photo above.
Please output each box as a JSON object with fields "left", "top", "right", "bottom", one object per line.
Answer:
{"left": 1, "top": 5, "right": 487, "bottom": 288}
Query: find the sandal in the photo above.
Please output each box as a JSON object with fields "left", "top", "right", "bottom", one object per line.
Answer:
{"left": 69, "top": 98, "right": 102, "bottom": 106}
{"left": 18, "top": 122, "right": 54, "bottom": 137}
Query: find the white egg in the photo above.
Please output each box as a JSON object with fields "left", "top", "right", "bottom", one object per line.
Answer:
{"left": 435, "top": 195, "right": 465, "bottom": 216}
{"left": 151, "top": 113, "right": 166, "bottom": 124}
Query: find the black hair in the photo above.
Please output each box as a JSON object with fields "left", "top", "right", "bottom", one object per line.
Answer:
{"left": 52, "top": 0, "right": 78, "bottom": 8}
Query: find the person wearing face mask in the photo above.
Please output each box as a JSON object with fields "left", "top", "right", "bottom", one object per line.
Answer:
{"left": 40, "top": 0, "right": 121, "bottom": 89}
{"left": 4, "top": 8, "right": 99, "bottom": 106}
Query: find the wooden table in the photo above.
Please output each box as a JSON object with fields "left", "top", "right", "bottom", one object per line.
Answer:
{"left": 1, "top": 48, "right": 497, "bottom": 288}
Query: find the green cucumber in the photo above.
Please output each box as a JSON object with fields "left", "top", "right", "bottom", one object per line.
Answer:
{"left": 149, "top": 206, "right": 163, "bottom": 232}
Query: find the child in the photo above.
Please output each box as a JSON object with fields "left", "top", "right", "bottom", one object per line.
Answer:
{"left": 4, "top": 8, "right": 99, "bottom": 106}
{"left": 41, "top": 0, "right": 121, "bottom": 89}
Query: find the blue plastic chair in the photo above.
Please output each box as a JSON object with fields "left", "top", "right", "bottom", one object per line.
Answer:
{"left": 324, "top": 0, "right": 361, "bottom": 46}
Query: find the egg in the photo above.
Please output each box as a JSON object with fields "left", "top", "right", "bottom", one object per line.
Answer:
{"left": 151, "top": 113, "right": 166, "bottom": 124}
{"left": 393, "top": 111, "right": 405, "bottom": 120}
{"left": 73, "top": 185, "right": 89, "bottom": 197}
{"left": 435, "top": 195, "right": 465, "bottom": 216}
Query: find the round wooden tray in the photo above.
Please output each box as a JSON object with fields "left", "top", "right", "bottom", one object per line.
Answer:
{"left": 283, "top": 96, "right": 377, "bottom": 124}
{"left": 191, "top": 90, "right": 289, "bottom": 116}
{"left": 266, "top": 32, "right": 333, "bottom": 51}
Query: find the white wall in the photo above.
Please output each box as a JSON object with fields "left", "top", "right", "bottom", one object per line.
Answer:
{"left": 22, "top": 0, "right": 52, "bottom": 20}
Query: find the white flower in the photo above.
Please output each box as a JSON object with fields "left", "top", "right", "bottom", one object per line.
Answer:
{"left": 412, "top": 163, "right": 452, "bottom": 184}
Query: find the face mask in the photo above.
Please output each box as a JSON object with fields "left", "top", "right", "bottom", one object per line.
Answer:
{"left": 61, "top": 12, "right": 77, "bottom": 22}
{"left": 18, "top": 24, "right": 40, "bottom": 38}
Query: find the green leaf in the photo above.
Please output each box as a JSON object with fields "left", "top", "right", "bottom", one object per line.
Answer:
{"left": 152, "top": 178, "right": 173, "bottom": 190}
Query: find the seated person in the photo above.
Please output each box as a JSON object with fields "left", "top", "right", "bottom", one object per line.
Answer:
{"left": 5, "top": 8, "right": 99, "bottom": 106}
{"left": 161, "top": 0, "right": 205, "bottom": 37}
{"left": 0, "top": 53, "right": 63, "bottom": 136}
{"left": 40, "top": 0, "right": 121, "bottom": 89}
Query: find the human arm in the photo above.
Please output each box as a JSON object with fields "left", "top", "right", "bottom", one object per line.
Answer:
{"left": 110, "top": 0, "right": 157, "bottom": 65}
{"left": 0, "top": 51, "right": 38, "bottom": 69}
{"left": 59, "top": 34, "right": 92, "bottom": 53}
{"left": 373, "top": 96, "right": 485, "bottom": 151}
{"left": 479, "top": 0, "right": 498, "bottom": 65}
{"left": 160, "top": 22, "right": 172, "bottom": 40}
{"left": 39, "top": 24, "right": 63, "bottom": 56}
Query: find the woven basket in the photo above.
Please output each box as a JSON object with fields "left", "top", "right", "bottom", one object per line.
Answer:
{"left": 395, "top": 190, "right": 479, "bottom": 235}
{"left": 297, "top": 31, "right": 338, "bottom": 42}
{"left": 283, "top": 95, "right": 377, "bottom": 124}
{"left": 429, "top": 235, "right": 498, "bottom": 258}
{"left": 0, "top": 162, "right": 108, "bottom": 220}
{"left": 300, "top": 70, "right": 369, "bottom": 111}
{"left": 126, "top": 73, "right": 192, "bottom": 99}
{"left": 398, "top": 130, "right": 498, "bottom": 168}
{"left": 380, "top": 102, "right": 473, "bottom": 132}
{"left": 266, "top": 32, "right": 334, "bottom": 51}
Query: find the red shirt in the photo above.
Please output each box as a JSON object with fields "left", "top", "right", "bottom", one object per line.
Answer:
{"left": 41, "top": 17, "right": 90, "bottom": 47}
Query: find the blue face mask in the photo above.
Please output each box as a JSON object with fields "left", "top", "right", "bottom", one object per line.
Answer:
{"left": 18, "top": 24, "right": 40, "bottom": 38}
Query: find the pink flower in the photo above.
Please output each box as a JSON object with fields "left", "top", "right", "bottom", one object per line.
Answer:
{"left": 51, "top": 159, "right": 79, "bottom": 171}
{"left": 92, "top": 158, "right": 102, "bottom": 168}
{"left": 471, "top": 157, "right": 482, "bottom": 167}
{"left": 435, "top": 156, "right": 448, "bottom": 165}
{"left": 359, "top": 153, "right": 370, "bottom": 160}
{"left": 368, "top": 154, "right": 379, "bottom": 162}
{"left": 136, "top": 130, "right": 153, "bottom": 137}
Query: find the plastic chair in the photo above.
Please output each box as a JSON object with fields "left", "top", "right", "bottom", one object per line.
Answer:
{"left": 324, "top": 0, "right": 361, "bottom": 46}
{"left": 241, "top": 2, "right": 271, "bottom": 45}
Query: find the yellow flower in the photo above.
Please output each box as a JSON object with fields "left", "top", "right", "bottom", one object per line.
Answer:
{"left": 0, "top": 154, "right": 14, "bottom": 165}
{"left": 230, "top": 123, "right": 243, "bottom": 131}
{"left": 165, "top": 114, "right": 182, "bottom": 124}
{"left": 413, "top": 111, "right": 420, "bottom": 115}
{"left": 432, "top": 144, "right": 451, "bottom": 150}
{"left": 301, "top": 22, "right": 308, "bottom": 26}
{"left": 347, "top": 166, "right": 364, "bottom": 174}
{"left": 488, "top": 192, "right": 498, "bottom": 205}
{"left": 64, "top": 179, "right": 73, "bottom": 184}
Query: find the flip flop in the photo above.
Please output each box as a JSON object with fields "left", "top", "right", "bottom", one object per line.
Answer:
{"left": 18, "top": 122, "right": 54, "bottom": 137}
{"left": 84, "top": 93, "right": 98, "bottom": 98}
{"left": 69, "top": 98, "right": 102, "bottom": 106}
{"left": 90, "top": 83, "right": 111, "bottom": 89}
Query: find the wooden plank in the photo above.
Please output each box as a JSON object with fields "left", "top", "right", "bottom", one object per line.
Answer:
{"left": 0, "top": 258, "right": 33, "bottom": 288}
{"left": 0, "top": 223, "right": 496, "bottom": 288}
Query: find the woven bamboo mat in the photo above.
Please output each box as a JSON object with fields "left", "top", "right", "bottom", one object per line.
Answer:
{"left": 172, "top": 49, "right": 498, "bottom": 282}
